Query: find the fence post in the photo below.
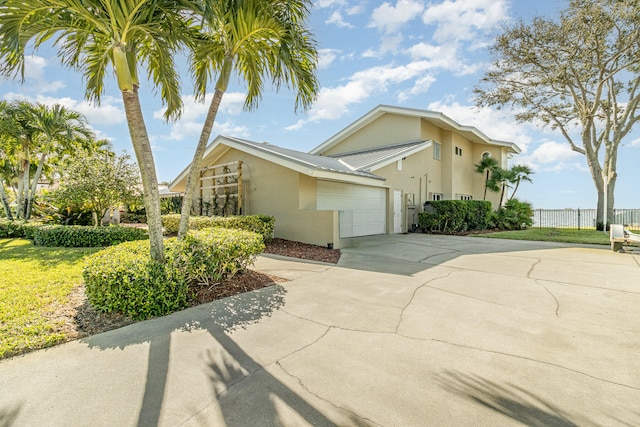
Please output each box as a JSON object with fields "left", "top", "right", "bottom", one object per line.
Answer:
{"left": 578, "top": 208, "right": 580, "bottom": 231}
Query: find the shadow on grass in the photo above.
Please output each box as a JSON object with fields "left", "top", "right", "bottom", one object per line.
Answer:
{"left": 81, "top": 284, "right": 370, "bottom": 426}
{"left": 435, "top": 370, "right": 584, "bottom": 427}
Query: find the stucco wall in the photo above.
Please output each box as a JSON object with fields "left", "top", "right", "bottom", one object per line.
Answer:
{"left": 322, "top": 114, "right": 421, "bottom": 156}
{"left": 198, "top": 148, "right": 339, "bottom": 247}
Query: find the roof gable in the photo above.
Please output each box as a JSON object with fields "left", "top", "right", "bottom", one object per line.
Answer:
{"left": 169, "top": 135, "right": 385, "bottom": 191}
{"left": 333, "top": 139, "right": 432, "bottom": 172}
{"left": 310, "top": 104, "right": 521, "bottom": 155}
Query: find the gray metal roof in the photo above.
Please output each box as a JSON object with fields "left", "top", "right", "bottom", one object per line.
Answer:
{"left": 332, "top": 140, "right": 432, "bottom": 171}
{"left": 226, "top": 137, "right": 385, "bottom": 180}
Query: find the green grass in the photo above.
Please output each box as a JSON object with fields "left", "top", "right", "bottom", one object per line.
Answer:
{"left": 472, "top": 227, "right": 611, "bottom": 245}
{"left": 0, "top": 239, "right": 100, "bottom": 359}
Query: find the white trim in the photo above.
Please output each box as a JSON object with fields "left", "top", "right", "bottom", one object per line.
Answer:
{"left": 310, "top": 104, "right": 521, "bottom": 155}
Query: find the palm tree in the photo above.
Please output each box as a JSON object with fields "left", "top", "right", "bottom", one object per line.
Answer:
{"left": 474, "top": 155, "right": 500, "bottom": 200}
{"left": 176, "top": 0, "right": 319, "bottom": 238}
{"left": 508, "top": 164, "right": 534, "bottom": 200}
{"left": 0, "top": 0, "right": 199, "bottom": 261}
{"left": 24, "top": 103, "right": 94, "bottom": 220}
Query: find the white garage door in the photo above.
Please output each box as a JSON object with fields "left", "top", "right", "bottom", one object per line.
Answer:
{"left": 317, "top": 181, "right": 386, "bottom": 238}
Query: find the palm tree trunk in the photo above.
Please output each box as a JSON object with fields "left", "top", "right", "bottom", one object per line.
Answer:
{"left": 0, "top": 182, "right": 13, "bottom": 220}
{"left": 177, "top": 88, "right": 225, "bottom": 239}
{"left": 483, "top": 170, "right": 489, "bottom": 200}
{"left": 25, "top": 152, "right": 47, "bottom": 220}
{"left": 121, "top": 87, "right": 164, "bottom": 263}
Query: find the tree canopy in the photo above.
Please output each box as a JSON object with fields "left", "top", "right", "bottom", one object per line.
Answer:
{"left": 475, "top": 0, "right": 640, "bottom": 228}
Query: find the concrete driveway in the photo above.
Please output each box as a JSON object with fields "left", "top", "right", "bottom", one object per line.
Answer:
{"left": 1, "top": 234, "right": 640, "bottom": 426}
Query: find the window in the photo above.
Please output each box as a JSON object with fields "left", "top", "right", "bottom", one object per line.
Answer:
{"left": 481, "top": 151, "right": 491, "bottom": 160}
{"left": 432, "top": 193, "right": 443, "bottom": 201}
{"left": 433, "top": 142, "right": 441, "bottom": 160}
{"left": 459, "top": 195, "right": 472, "bottom": 201}
{"left": 455, "top": 146, "right": 463, "bottom": 156}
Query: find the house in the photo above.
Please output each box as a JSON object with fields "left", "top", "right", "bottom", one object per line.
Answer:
{"left": 169, "top": 104, "right": 521, "bottom": 248}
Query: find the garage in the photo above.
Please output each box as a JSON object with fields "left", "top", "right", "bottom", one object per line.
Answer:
{"left": 317, "top": 180, "right": 386, "bottom": 238}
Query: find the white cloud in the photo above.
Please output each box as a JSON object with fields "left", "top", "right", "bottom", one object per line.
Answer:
{"left": 398, "top": 75, "right": 437, "bottom": 102}
{"left": 287, "top": 61, "right": 437, "bottom": 130}
{"left": 314, "top": 0, "right": 345, "bottom": 8}
{"left": 154, "top": 92, "right": 249, "bottom": 141}
{"left": 318, "top": 49, "right": 339, "bottom": 69}
{"left": 518, "top": 140, "right": 585, "bottom": 172}
{"left": 9, "top": 55, "right": 66, "bottom": 95}
{"left": 426, "top": 100, "right": 532, "bottom": 151}
{"left": 628, "top": 138, "right": 640, "bottom": 147}
{"left": 326, "top": 10, "right": 354, "bottom": 28}
{"left": 369, "top": 0, "right": 424, "bottom": 33}
{"left": 422, "top": 0, "right": 509, "bottom": 43}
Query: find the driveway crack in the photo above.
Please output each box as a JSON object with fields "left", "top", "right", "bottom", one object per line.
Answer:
{"left": 536, "top": 280, "right": 560, "bottom": 317}
{"left": 397, "top": 333, "right": 640, "bottom": 392}
{"left": 395, "top": 272, "right": 455, "bottom": 334}
{"left": 276, "top": 361, "right": 384, "bottom": 427}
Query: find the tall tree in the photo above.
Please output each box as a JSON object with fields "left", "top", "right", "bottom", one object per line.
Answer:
{"left": 25, "top": 104, "right": 94, "bottom": 219}
{"left": 176, "top": 0, "right": 319, "bottom": 238}
{"left": 474, "top": 155, "right": 500, "bottom": 201}
{"left": 0, "top": 0, "right": 199, "bottom": 261}
{"left": 475, "top": 0, "right": 640, "bottom": 229}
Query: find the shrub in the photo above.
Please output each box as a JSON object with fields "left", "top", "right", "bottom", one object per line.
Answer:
{"left": 83, "top": 228, "right": 264, "bottom": 319}
{"left": 0, "top": 220, "right": 44, "bottom": 239}
{"left": 33, "top": 225, "right": 148, "bottom": 247}
{"left": 169, "top": 228, "right": 265, "bottom": 286}
{"left": 83, "top": 240, "right": 188, "bottom": 320}
{"left": 418, "top": 200, "right": 491, "bottom": 234}
{"left": 162, "top": 214, "right": 275, "bottom": 242}
{"left": 489, "top": 199, "right": 534, "bottom": 230}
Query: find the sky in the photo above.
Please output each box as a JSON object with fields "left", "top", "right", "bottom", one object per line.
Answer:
{"left": 1, "top": 0, "right": 639, "bottom": 209}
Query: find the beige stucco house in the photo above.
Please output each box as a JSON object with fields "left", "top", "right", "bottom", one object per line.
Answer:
{"left": 169, "top": 104, "right": 521, "bottom": 248}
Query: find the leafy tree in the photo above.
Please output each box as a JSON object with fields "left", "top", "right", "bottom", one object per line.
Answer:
{"left": 475, "top": 0, "right": 640, "bottom": 229}
{"left": 0, "top": 0, "right": 199, "bottom": 261}
{"left": 177, "top": 0, "right": 319, "bottom": 238}
{"left": 0, "top": 101, "right": 94, "bottom": 220}
{"left": 54, "top": 150, "right": 142, "bottom": 227}
{"left": 474, "top": 155, "right": 500, "bottom": 200}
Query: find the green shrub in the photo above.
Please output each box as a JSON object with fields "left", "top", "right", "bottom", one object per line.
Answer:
{"left": 83, "top": 240, "right": 188, "bottom": 320}
{"left": 0, "top": 220, "right": 44, "bottom": 239}
{"left": 170, "top": 228, "right": 265, "bottom": 286}
{"left": 162, "top": 214, "right": 275, "bottom": 242}
{"left": 33, "top": 225, "right": 148, "bottom": 247}
{"left": 83, "top": 228, "right": 264, "bottom": 320}
{"left": 418, "top": 200, "right": 491, "bottom": 234}
{"left": 489, "top": 199, "right": 534, "bottom": 230}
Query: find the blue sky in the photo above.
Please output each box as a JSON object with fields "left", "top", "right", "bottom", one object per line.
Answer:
{"left": 1, "top": 0, "right": 639, "bottom": 209}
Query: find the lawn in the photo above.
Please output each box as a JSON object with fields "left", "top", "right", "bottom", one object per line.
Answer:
{"left": 0, "top": 239, "right": 100, "bottom": 359}
{"left": 471, "top": 227, "right": 611, "bottom": 245}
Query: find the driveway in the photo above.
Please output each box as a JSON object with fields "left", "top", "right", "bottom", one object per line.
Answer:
{"left": 1, "top": 234, "right": 639, "bottom": 426}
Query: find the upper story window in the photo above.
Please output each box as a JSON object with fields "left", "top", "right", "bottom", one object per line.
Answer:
{"left": 432, "top": 193, "right": 443, "bottom": 201}
{"left": 433, "top": 142, "right": 441, "bottom": 160}
{"left": 481, "top": 151, "right": 491, "bottom": 160}
{"left": 459, "top": 194, "right": 472, "bottom": 201}
{"left": 455, "top": 146, "right": 463, "bottom": 156}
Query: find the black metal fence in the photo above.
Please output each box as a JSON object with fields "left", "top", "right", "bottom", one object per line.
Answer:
{"left": 533, "top": 208, "right": 640, "bottom": 231}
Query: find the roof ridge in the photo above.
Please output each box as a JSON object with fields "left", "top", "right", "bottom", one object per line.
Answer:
{"left": 329, "top": 139, "right": 429, "bottom": 158}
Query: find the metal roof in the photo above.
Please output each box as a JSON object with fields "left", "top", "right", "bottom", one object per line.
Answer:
{"left": 332, "top": 140, "right": 432, "bottom": 171}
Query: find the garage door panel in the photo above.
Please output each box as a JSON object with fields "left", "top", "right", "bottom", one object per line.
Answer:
{"left": 318, "top": 181, "right": 386, "bottom": 238}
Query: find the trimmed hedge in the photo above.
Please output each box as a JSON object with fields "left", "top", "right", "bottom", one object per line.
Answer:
{"left": 169, "top": 228, "right": 265, "bottom": 286}
{"left": 418, "top": 200, "right": 492, "bottom": 234}
{"left": 33, "top": 225, "right": 148, "bottom": 247}
{"left": 0, "top": 219, "right": 43, "bottom": 240}
{"left": 83, "top": 228, "right": 265, "bottom": 319}
{"left": 83, "top": 240, "right": 188, "bottom": 320}
{"left": 162, "top": 214, "right": 275, "bottom": 242}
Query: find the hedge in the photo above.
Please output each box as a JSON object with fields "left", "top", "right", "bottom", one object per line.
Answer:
{"left": 32, "top": 225, "right": 148, "bottom": 247}
{"left": 0, "top": 219, "right": 43, "bottom": 240}
{"left": 83, "top": 228, "right": 265, "bottom": 319}
{"left": 418, "top": 200, "right": 492, "bottom": 234}
{"left": 162, "top": 214, "right": 275, "bottom": 242}
{"left": 83, "top": 240, "right": 188, "bottom": 320}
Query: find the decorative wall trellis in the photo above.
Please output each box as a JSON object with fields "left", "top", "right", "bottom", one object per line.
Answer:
{"left": 196, "top": 160, "right": 243, "bottom": 216}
